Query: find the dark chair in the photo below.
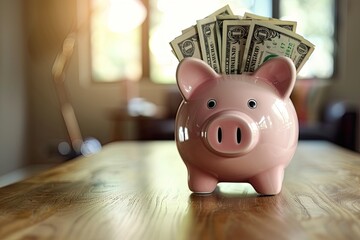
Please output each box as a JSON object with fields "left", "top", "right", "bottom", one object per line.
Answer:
{"left": 299, "top": 101, "right": 359, "bottom": 152}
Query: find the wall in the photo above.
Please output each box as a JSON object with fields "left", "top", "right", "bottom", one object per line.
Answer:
{"left": 330, "top": 1, "right": 360, "bottom": 101}
{"left": 0, "top": 0, "right": 27, "bottom": 175}
{"left": 328, "top": 0, "right": 360, "bottom": 150}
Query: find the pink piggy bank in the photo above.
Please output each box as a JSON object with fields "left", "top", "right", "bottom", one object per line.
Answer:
{"left": 175, "top": 57, "right": 298, "bottom": 195}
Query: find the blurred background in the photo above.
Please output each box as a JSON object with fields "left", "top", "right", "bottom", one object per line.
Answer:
{"left": 0, "top": 0, "right": 359, "bottom": 180}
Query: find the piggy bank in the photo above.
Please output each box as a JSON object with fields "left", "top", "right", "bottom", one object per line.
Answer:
{"left": 175, "top": 57, "right": 298, "bottom": 195}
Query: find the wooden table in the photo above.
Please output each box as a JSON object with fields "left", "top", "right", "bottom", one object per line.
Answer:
{"left": 1, "top": 141, "right": 360, "bottom": 240}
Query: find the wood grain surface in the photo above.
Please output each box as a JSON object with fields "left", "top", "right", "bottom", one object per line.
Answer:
{"left": 0, "top": 141, "right": 360, "bottom": 240}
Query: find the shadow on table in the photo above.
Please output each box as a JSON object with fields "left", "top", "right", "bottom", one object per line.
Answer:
{"left": 184, "top": 183, "right": 303, "bottom": 239}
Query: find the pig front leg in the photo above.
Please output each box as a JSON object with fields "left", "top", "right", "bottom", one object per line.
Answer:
{"left": 186, "top": 164, "right": 218, "bottom": 194}
{"left": 248, "top": 166, "right": 284, "bottom": 195}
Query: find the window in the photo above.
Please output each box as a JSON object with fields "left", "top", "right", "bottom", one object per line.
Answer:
{"left": 277, "top": 0, "right": 336, "bottom": 78}
{"left": 86, "top": 0, "right": 336, "bottom": 83}
{"left": 89, "top": 0, "right": 146, "bottom": 82}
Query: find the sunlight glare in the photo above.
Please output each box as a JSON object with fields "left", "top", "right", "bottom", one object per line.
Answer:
{"left": 107, "top": 0, "right": 147, "bottom": 33}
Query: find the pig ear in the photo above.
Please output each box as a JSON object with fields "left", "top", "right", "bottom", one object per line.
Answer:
{"left": 253, "top": 57, "right": 296, "bottom": 99}
{"left": 176, "top": 58, "right": 218, "bottom": 101}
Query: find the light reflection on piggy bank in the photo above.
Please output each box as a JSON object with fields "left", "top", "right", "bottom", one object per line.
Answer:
{"left": 175, "top": 57, "right": 298, "bottom": 195}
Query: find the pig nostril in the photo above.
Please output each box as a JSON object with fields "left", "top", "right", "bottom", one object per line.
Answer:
{"left": 237, "top": 128, "right": 241, "bottom": 144}
{"left": 218, "top": 127, "right": 222, "bottom": 143}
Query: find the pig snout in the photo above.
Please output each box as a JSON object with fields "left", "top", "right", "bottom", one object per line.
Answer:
{"left": 203, "top": 111, "right": 259, "bottom": 156}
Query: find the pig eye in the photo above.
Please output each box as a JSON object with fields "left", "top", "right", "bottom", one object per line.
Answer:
{"left": 207, "top": 99, "right": 217, "bottom": 109}
{"left": 247, "top": 99, "right": 257, "bottom": 109}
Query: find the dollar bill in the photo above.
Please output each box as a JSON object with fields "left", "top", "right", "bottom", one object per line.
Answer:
{"left": 292, "top": 38, "right": 315, "bottom": 72}
{"left": 216, "top": 15, "right": 242, "bottom": 61}
{"left": 195, "top": 5, "right": 234, "bottom": 72}
{"left": 207, "top": 4, "right": 234, "bottom": 18}
{"left": 170, "top": 6, "right": 315, "bottom": 75}
{"left": 173, "top": 5, "right": 235, "bottom": 62}
{"left": 243, "top": 12, "right": 273, "bottom": 20}
{"left": 241, "top": 21, "right": 314, "bottom": 73}
{"left": 221, "top": 20, "right": 251, "bottom": 74}
{"left": 244, "top": 12, "right": 297, "bottom": 32}
{"left": 243, "top": 12, "right": 297, "bottom": 32}
{"left": 182, "top": 25, "right": 195, "bottom": 34}
{"left": 221, "top": 19, "right": 297, "bottom": 74}
{"left": 169, "top": 26, "right": 202, "bottom": 61}
{"left": 197, "top": 16, "right": 221, "bottom": 73}
{"left": 268, "top": 19, "right": 297, "bottom": 32}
